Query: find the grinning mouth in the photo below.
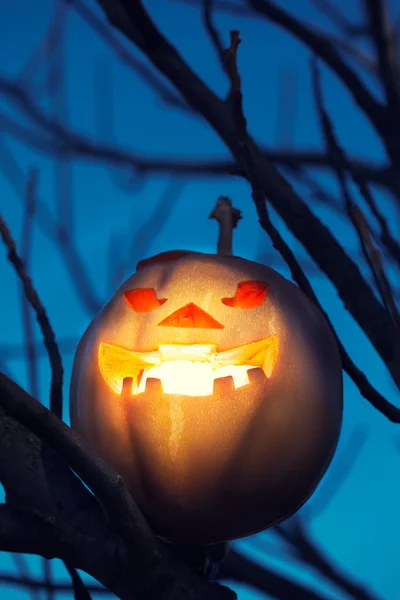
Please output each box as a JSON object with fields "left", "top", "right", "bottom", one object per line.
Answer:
{"left": 98, "top": 336, "right": 278, "bottom": 397}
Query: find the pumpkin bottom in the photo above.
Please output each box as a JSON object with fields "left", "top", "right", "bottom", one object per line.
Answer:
{"left": 100, "top": 368, "right": 338, "bottom": 544}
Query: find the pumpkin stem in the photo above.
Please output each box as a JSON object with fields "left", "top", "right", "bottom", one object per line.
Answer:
{"left": 209, "top": 196, "right": 242, "bottom": 255}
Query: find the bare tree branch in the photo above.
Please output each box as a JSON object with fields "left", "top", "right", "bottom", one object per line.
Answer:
{"left": 0, "top": 572, "right": 107, "bottom": 595}
{"left": 311, "top": 59, "right": 400, "bottom": 330}
{"left": 20, "top": 169, "right": 39, "bottom": 400}
{"left": 115, "top": 178, "right": 186, "bottom": 282}
{"left": 0, "top": 214, "right": 63, "bottom": 417}
{"left": 276, "top": 519, "right": 379, "bottom": 600}
{"left": 0, "top": 372, "right": 236, "bottom": 599}
{"left": 202, "top": 0, "right": 227, "bottom": 72}
{"left": 95, "top": 0, "right": 400, "bottom": 395}
{"left": 10, "top": 554, "right": 41, "bottom": 600}
{"left": 64, "top": 562, "right": 93, "bottom": 600}
{"left": 0, "top": 135, "right": 103, "bottom": 315}
{"left": 302, "top": 426, "right": 369, "bottom": 520}
{"left": 364, "top": 0, "right": 400, "bottom": 118}
{"left": 308, "top": 0, "right": 362, "bottom": 35}
{"left": 274, "top": 67, "right": 299, "bottom": 147}
{"left": 63, "top": 0, "right": 190, "bottom": 112}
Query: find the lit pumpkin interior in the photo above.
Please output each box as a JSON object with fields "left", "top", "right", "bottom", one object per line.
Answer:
{"left": 98, "top": 336, "right": 278, "bottom": 397}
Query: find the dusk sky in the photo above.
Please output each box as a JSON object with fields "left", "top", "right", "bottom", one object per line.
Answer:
{"left": 0, "top": 1, "right": 399, "bottom": 598}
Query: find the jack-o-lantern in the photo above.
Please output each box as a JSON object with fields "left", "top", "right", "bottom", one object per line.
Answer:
{"left": 70, "top": 248, "right": 342, "bottom": 544}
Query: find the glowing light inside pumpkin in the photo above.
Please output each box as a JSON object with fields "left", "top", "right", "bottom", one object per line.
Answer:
{"left": 98, "top": 336, "right": 278, "bottom": 397}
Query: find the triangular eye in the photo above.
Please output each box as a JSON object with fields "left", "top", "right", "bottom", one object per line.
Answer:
{"left": 222, "top": 281, "right": 268, "bottom": 308}
{"left": 124, "top": 288, "right": 167, "bottom": 312}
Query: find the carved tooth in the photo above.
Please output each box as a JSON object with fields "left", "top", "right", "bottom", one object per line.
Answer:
{"left": 121, "top": 377, "right": 134, "bottom": 398}
{"left": 213, "top": 375, "right": 235, "bottom": 395}
{"left": 247, "top": 367, "right": 268, "bottom": 385}
{"left": 144, "top": 377, "right": 163, "bottom": 395}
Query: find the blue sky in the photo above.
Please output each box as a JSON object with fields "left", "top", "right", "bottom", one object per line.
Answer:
{"left": 0, "top": 0, "right": 399, "bottom": 598}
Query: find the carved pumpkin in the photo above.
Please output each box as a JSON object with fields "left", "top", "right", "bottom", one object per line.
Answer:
{"left": 70, "top": 250, "right": 342, "bottom": 544}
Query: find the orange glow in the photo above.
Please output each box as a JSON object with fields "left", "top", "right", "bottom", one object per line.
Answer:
{"left": 157, "top": 303, "right": 224, "bottom": 329}
{"left": 124, "top": 288, "right": 167, "bottom": 312}
{"left": 222, "top": 281, "right": 268, "bottom": 308}
{"left": 98, "top": 336, "right": 278, "bottom": 397}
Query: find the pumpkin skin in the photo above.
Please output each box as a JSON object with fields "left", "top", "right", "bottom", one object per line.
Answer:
{"left": 69, "top": 251, "right": 342, "bottom": 544}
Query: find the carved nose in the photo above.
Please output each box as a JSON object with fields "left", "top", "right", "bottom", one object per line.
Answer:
{"left": 157, "top": 303, "right": 224, "bottom": 329}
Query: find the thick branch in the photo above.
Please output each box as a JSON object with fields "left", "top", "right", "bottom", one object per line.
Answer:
{"left": 0, "top": 372, "right": 235, "bottom": 600}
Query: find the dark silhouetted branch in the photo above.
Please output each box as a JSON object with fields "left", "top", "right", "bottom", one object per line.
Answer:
{"left": 0, "top": 372, "right": 236, "bottom": 599}
{"left": 364, "top": 0, "right": 400, "bottom": 121}
{"left": 309, "top": 0, "right": 361, "bottom": 34}
{"left": 0, "top": 573, "right": 106, "bottom": 595}
{"left": 0, "top": 215, "right": 63, "bottom": 417}
{"left": 64, "top": 563, "right": 93, "bottom": 600}
{"left": 10, "top": 555, "right": 41, "bottom": 600}
{"left": 312, "top": 59, "right": 400, "bottom": 331}
{"left": 276, "top": 519, "right": 379, "bottom": 600}
{"left": 20, "top": 169, "right": 39, "bottom": 401}
{"left": 202, "top": 0, "right": 226, "bottom": 72}
{"left": 63, "top": 0, "right": 190, "bottom": 112}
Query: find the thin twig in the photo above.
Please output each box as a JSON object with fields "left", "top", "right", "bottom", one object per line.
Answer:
{"left": 0, "top": 132, "right": 102, "bottom": 315}
{"left": 202, "top": 0, "right": 226, "bottom": 71}
{"left": 258, "top": 197, "right": 400, "bottom": 420}
{"left": 49, "top": 0, "right": 74, "bottom": 237}
{"left": 302, "top": 426, "right": 369, "bottom": 520}
{"left": 309, "top": 0, "right": 361, "bottom": 34}
{"left": 10, "top": 555, "right": 41, "bottom": 600}
{"left": 274, "top": 67, "right": 299, "bottom": 147}
{"left": 20, "top": 169, "right": 39, "bottom": 400}
{"left": 62, "top": 0, "right": 189, "bottom": 111}
{"left": 311, "top": 59, "right": 400, "bottom": 331}
{"left": 276, "top": 518, "right": 378, "bottom": 600}
{"left": 17, "top": 1, "right": 66, "bottom": 86}
{"left": 43, "top": 560, "right": 54, "bottom": 600}
{"left": 0, "top": 573, "right": 106, "bottom": 594}
{"left": 122, "top": 179, "right": 185, "bottom": 276}
{"left": 364, "top": 0, "right": 400, "bottom": 120}
{"left": 64, "top": 562, "right": 93, "bottom": 600}
{"left": 0, "top": 215, "right": 63, "bottom": 417}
